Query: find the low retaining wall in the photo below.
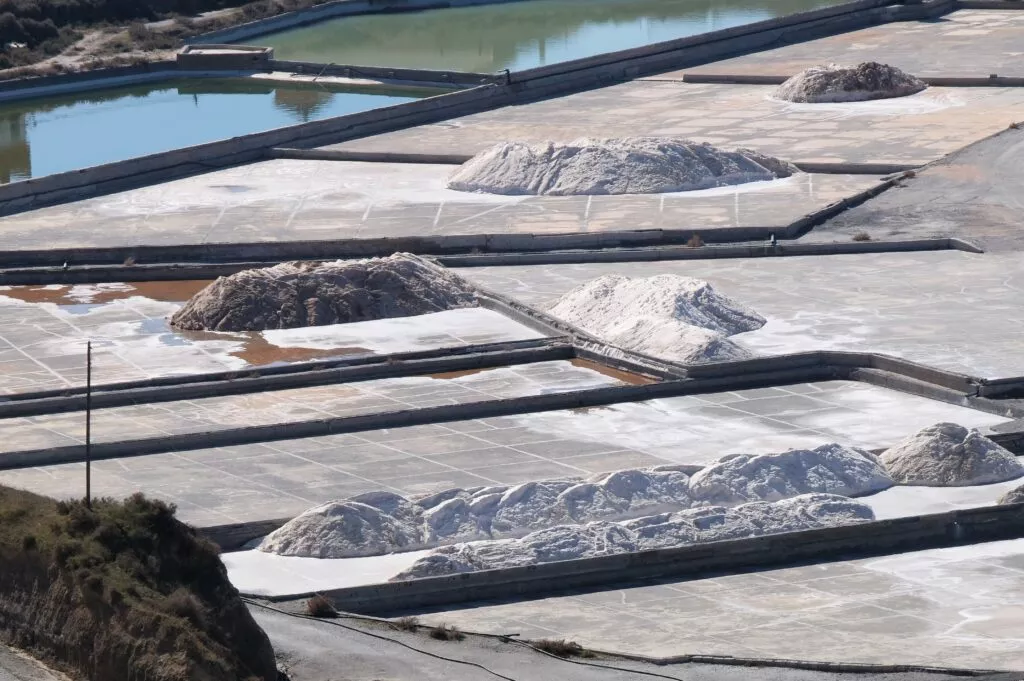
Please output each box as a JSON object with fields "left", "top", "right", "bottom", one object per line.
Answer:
{"left": 0, "top": 343, "right": 572, "bottom": 419}
{"left": 682, "top": 73, "right": 1024, "bottom": 86}
{"left": 0, "top": 61, "right": 180, "bottom": 103}
{"left": 0, "top": 238, "right": 981, "bottom": 286}
{"left": 259, "top": 503, "right": 1024, "bottom": 613}
{"left": 1, "top": 349, "right": 1020, "bottom": 472}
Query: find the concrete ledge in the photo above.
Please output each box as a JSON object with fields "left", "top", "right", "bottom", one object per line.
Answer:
{"left": 0, "top": 82, "right": 508, "bottom": 215}
{"left": 0, "top": 337, "right": 564, "bottom": 404}
{"left": 788, "top": 177, "right": 899, "bottom": 238}
{"left": 257, "top": 503, "right": 1024, "bottom": 613}
{"left": 0, "top": 238, "right": 983, "bottom": 286}
{"left": 955, "top": 0, "right": 1024, "bottom": 8}
{"left": 268, "top": 60, "right": 500, "bottom": 86}
{"left": 0, "top": 343, "right": 573, "bottom": 419}
{"left": 266, "top": 148, "right": 918, "bottom": 175}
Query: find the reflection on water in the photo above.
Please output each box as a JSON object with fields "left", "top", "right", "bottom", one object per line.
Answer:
{"left": 260, "top": 0, "right": 841, "bottom": 73}
{"left": 0, "top": 79, "right": 420, "bottom": 182}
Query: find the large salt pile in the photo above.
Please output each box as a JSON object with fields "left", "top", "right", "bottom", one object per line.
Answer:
{"left": 392, "top": 493, "right": 873, "bottom": 579}
{"left": 170, "top": 253, "right": 476, "bottom": 331}
{"left": 879, "top": 423, "right": 1024, "bottom": 487}
{"left": 258, "top": 467, "right": 693, "bottom": 559}
{"left": 447, "top": 137, "right": 797, "bottom": 196}
{"left": 547, "top": 274, "right": 765, "bottom": 363}
{"left": 688, "top": 443, "right": 893, "bottom": 504}
{"left": 775, "top": 62, "right": 927, "bottom": 103}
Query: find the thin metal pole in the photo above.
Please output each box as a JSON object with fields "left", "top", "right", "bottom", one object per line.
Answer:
{"left": 85, "top": 340, "right": 91, "bottom": 509}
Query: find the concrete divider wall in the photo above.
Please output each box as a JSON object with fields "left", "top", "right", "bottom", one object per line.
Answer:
{"left": 268, "top": 60, "right": 499, "bottom": 85}
{"left": 0, "top": 82, "right": 506, "bottom": 214}
{"left": 3, "top": 348, "right": 1021, "bottom": 472}
{"left": 189, "top": 0, "right": 543, "bottom": 45}
{"left": 0, "top": 238, "right": 975, "bottom": 281}
{"left": 0, "top": 344, "right": 573, "bottom": 419}
{"left": 0, "top": 61, "right": 180, "bottom": 103}
{"left": 262, "top": 502, "right": 1024, "bottom": 612}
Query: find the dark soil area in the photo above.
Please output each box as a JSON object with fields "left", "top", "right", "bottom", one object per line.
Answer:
{"left": 0, "top": 486, "right": 278, "bottom": 680}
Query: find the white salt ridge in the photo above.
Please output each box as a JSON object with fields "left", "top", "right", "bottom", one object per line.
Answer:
{"left": 259, "top": 443, "right": 888, "bottom": 559}
{"left": 688, "top": 443, "right": 894, "bottom": 504}
{"left": 447, "top": 137, "right": 797, "bottom": 196}
{"left": 548, "top": 274, "right": 765, "bottom": 363}
{"left": 392, "top": 493, "right": 873, "bottom": 579}
{"left": 258, "top": 468, "right": 693, "bottom": 559}
{"left": 880, "top": 423, "right": 1024, "bottom": 487}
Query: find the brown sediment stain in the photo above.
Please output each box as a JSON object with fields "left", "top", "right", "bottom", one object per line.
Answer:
{"left": 569, "top": 358, "right": 659, "bottom": 385}
{"left": 0, "top": 280, "right": 213, "bottom": 305}
{"left": 225, "top": 332, "right": 373, "bottom": 366}
{"left": 429, "top": 367, "right": 492, "bottom": 380}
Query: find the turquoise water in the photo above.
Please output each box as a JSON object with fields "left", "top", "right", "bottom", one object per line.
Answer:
{"left": 259, "top": 0, "right": 840, "bottom": 74}
{"left": 0, "top": 79, "right": 420, "bottom": 182}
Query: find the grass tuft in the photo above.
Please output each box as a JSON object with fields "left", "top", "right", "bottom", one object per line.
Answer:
{"left": 532, "top": 638, "right": 594, "bottom": 658}
{"left": 428, "top": 623, "right": 465, "bottom": 641}
{"left": 686, "top": 233, "right": 705, "bottom": 248}
{"left": 852, "top": 232, "right": 872, "bottom": 242}
{"left": 391, "top": 616, "right": 420, "bottom": 632}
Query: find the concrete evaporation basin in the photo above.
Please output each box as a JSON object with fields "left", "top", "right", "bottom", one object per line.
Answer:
{"left": 257, "top": 0, "right": 841, "bottom": 73}
{"left": 0, "top": 78, "right": 421, "bottom": 182}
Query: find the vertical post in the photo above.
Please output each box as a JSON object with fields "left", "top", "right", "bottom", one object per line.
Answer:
{"left": 85, "top": 340, "right": 92, "bottom": 510}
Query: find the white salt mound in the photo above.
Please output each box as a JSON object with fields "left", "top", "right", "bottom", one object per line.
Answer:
{"left": 447, "top": 137, "right": 797, "bottom": 196}
{"left": 880, "top": 422, "right": 1024, "bottom": 487}
{"left": 548, "top": 274, "right": 765, "bottom": 363}
{"left": 258, "top": 467, "right": 693, "bottom": 559}
{"left": 775, "top": 62, "right": 927, "bottom": 103}
{"left": 999, "top": 483, "right": 1024, "bottom": 505}
{"left": 170, "top": 253, "right": 476, "bottom": 332}
{"left": 688, "top": 443, "right": 893, "bottom": 504}
{"left": 392, "top": 493, "right": 873, "bottom": 579}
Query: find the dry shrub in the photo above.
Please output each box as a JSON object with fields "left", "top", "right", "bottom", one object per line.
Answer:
{"left": 428, "top": 623, "right": 464, "bottom": 641}
{"left": 852, "top": 232, "right": 872, "bottom": 242}
{"left": 686, "top": 233, "right": 704, "bottom": 248}
{"left": 532, "top": 638, "right": 594, "bottom": 658}
{"left": 391, "top": 616, "right": 419, "bottom": 632}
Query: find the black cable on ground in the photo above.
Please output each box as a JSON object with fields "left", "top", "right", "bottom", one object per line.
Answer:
{"left": 242, "top": 598, "right": 519, "bottom": 681}
{"left": 244, "top": 598, "right": 693, "bottom": 681}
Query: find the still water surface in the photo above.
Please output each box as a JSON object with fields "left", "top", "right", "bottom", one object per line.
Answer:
{"left": 260, "top": 0, "right": 840, "bottom": 73}
{"left": 0, "top": 78, "right": 419, "bottom": 182}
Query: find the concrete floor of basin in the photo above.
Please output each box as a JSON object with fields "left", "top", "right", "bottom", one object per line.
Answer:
{"left": 459, "top": 250, "right": 1024, "bottom": 379}
{"left": 668, "top": 9, "right": 1024, "bottom": 80}
{"left": 0, "top": 284, "right": 546, "bottom": 393}
{"left": 0, "top": 162, "right": 874, "bottom": 250}
{"left": 328, "top": 82, "right": 1024, "bottom": 166}
{"left": 0, "top": 379, "right": 1007, "bottom": 526}
{"left": 417, "top": 538, "right": 1024, "bottom": 671}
